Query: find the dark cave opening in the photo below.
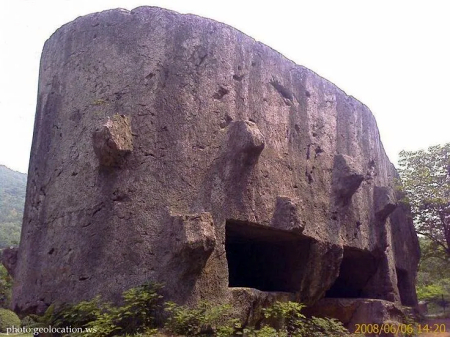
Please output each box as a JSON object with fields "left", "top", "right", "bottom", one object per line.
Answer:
{"left": 225, "top": 220, "right": 312, "bottom": 292}
{"left": 396, "top": 268, "right": 415, "bottom": 306}
{"left": 325, "top": 247, "right": 379, "bottom": 298}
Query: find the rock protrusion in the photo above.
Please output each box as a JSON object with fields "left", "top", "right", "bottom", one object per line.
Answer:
{"left": 227, "top": 121, "right": 265, "bottom": 166}
{"left": 93, "top": 114, "right": 133, "bottom": 167}
{"left": 170, "top": 212, "right": 216, "bottom": 272}
{"left": 333, "top": 154, "right": 364, "bottom": 205}
{"left": 271, "top": 196, "right": 304, "bottom": 233}
{"left": 374, "top": 186, "right": 397, "bottom": 221}
{"left": 1, "top": 247, "right": 18, "bottom": 277}
{"left": 269, "top": 78, "right": 294, "bottom": 105}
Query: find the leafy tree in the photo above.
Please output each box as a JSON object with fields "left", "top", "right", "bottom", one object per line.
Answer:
{"left": 0, "top": 264, "right": 12, "bottom": 308}
{"left": 417, "top": 238, "right": 450, "bottom": 286}
{"left": 398, "top": 143, "right": 450, "bottom": 257}
{"left": 0, "top": 165, "right": 27, "bottom": 248}
{"left": 416, "top": 238, "right": 450, "bottom": 314}
{"left": 417, "top": 283, "right": 447, "bottom": 302}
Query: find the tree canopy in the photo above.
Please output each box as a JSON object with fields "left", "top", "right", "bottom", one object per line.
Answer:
{"left": 0, "top": 165, "right": 26, "bottom": 248}
{"left": 398, "top": 143, "right": 450, "bottom": 257}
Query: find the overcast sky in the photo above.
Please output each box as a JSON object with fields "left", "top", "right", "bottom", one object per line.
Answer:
{"left": 1, "top": 0, "right": 449, "bottom": 173}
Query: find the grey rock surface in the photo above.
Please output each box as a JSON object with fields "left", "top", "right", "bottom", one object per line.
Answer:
{"left": 10, "top": 6, "right": 419, "bottom": 318}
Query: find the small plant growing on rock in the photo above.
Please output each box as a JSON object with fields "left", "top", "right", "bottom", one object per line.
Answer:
{"left": 260, "top": 301, "right": 355, "bottom": 337}
{"left": 243, "top": 325, "right": 286, "bottom": 337}
{"left": 164, "top": 301, "right": 239, "bottom": 336}
{"left": 303, "top": 316, "right": 350, "bottom": 337}
{"left": 59, "top": 296, "right": 103, "bottom": 329}
{"left": 262, "top": 301, "right": 306, "bottom": 335}
{"left": 83, "top": 282, "right": 163, "bottom": 336}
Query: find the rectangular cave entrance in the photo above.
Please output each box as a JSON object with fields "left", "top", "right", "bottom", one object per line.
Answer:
{"left": 396, "top": 268, "right": 415, "bottom": 306}
{"left": 325, "top": 247, "right": 380, "bottom": 298}
{"left": 225, "top": 220, "right": 312, "bottom": 293}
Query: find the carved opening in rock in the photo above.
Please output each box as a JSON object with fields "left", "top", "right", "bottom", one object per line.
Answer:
{"left": 225, "top": 220, "right": 312, "bottom": 292}
{"left": 325, "top": 247, "right": 380, "bottom": 298}
{"left": 396, "top": 268, "right": 415, "bottom": 306}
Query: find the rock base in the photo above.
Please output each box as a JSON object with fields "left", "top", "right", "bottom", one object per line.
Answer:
{"left": 304, "top": 298, "right": 408, "bottom": 336}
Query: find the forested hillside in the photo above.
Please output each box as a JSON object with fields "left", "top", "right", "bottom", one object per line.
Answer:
{"left": 0, "top": 165, "right": 27, "bottom": 248}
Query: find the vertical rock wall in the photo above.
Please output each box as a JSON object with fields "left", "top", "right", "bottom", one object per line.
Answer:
{"left": 11, "top": 6, "right": 419, "bottom": 316}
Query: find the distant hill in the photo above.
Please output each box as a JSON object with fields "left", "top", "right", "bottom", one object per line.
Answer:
{"left": 0, "top": 165, "right": 27, "bottom": 248}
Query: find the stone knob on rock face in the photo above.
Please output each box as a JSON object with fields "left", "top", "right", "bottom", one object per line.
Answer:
{"left": 374, "top": 186, "right": 397, "bottom": 221}
{"left": 271, "top": 196, "right": 304, "bottom": 233}
{"left": 93, "top": 114, "right": 133, "bottom": 167}
{"left": 1, "top": 247, "right": 18, "bottom": 278}
{"left": 332, "top": 154, "right": 364, "bottom": 206}
{"left": 172, "top": 213, "right": 216, "bottom": 254}
{"left": 227, "top": 120, "right": 265, "bottom": 166}
{"left": 169, "top": 213, "right": 216, "bottom": 277}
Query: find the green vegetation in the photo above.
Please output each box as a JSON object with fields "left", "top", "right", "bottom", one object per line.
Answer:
{"left": 0, "top": 165, "right": 27, "bottom": 248}
{"left": 0, "top": 264, "right": 13, "bottom": 308}
{"left": 398, "top": 144, "right": 450, "bottom": 257}
{"left": 164, "top": 301, "right": 238, "bottom": 336}
{"left": 258, "top": 301, "right": 352, "bottom": 337}
{"left": 0, "top": 307, "right": 21, "bottom": 332}
{"left": 26, "top": 284, "right": 359, "bottom": 336}
{"left": 0, "top": 165, "right": 24, "bottom": 311}
{"left": 416, "top": 237, "right": 450, "bottom": 315}
{"left": 28, "top": 283, "right": 163, "bottom": 336}
{"left": 398, "top": 144, "right": 450, "bottom": 315}
{"left": 164, "top": 300, "right": 359, "bottom": 336}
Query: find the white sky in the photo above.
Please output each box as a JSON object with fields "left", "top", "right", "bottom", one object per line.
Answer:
{"left": 1, "top": 0, "right": 449, "bottom": 173}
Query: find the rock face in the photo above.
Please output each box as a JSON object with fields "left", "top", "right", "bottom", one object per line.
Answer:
{"left": 10, "top": 6, "right": 419, "bottom": 319}
{"left": 1, "top": 247, "right": 18, "bottom": 277}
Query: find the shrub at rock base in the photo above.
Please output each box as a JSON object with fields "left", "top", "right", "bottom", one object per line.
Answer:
{"left": 0, "top": 308, "right": 21, "bottom": 332}
{"left": 26, "top": 283, "right": 360, "bottom": 336}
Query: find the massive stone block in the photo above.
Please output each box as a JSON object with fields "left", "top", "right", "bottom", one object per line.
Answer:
{"left": 10, "top": 6, "right": 419, "bottom": 319}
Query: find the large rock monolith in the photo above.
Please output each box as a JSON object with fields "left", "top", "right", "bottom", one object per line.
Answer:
{"left": 10, "top": 7, "right": 419, "bottom": 323}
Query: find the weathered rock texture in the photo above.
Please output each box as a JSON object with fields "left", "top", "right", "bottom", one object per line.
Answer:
{"left": 11, "top": 6, "right": 419, "bottom": 320}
